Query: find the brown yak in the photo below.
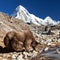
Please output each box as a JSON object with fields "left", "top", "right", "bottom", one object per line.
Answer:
{"left": 4, "top": 30, "right": 38, "bottom": 52}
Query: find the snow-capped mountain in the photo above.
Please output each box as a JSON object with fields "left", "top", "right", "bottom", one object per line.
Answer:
{"left": 13, "top": 5, "right": 60, "bottom": 26}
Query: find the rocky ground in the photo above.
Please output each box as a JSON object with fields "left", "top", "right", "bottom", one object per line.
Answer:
{"left": 0, "top": 12, "right": 60, "bottom": 60}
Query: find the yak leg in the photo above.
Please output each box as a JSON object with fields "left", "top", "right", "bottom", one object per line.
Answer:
{"left": 25, "top": 39, "right": 33, "bottom": 52}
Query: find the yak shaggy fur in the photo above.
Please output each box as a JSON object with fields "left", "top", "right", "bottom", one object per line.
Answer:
{"left": 4, "top": 30, "right": 38, "bottom": 52}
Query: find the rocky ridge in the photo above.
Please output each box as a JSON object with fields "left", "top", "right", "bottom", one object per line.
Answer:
{"left": 0, "top": 12, "right": 60, "bottom": 60}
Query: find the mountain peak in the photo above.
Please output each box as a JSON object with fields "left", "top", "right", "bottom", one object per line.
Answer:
{"left": 19, "top": 5, "right": 27, "bottom": 11}
{"left": 44, "top": 16, "right": 52, "bottom": 20}
{"left": 44, "top": 16, "right": 54, "bottom": 23}
{"left": 16, "top": 5, "right": 29, "bottom": 14}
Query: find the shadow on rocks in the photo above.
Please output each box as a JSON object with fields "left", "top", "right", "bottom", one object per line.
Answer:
{"left": 0, "top": 46, "right": 15, "bottom": 53}
{"left": 0, "top": 46, "right": 25, "bottom": 53}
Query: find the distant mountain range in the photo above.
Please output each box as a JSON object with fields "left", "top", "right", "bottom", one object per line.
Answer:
{"left": 13, "top": 5, "right": 60, "bottom": 26}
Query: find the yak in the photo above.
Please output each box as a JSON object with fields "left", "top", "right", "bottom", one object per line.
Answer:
{"left": 4, "top": 30, "right": 38, "bottom": 52}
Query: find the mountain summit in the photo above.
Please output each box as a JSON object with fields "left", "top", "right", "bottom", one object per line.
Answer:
{"left": 13, "top": 5, "right": 60, "bottom": 26}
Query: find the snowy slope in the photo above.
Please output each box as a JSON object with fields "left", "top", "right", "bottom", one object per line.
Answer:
{"left": 13, "top": 5, "right": 60, "bottom": 26}
{"left": 44, "top": 16, "right": 58, "bottom": 26}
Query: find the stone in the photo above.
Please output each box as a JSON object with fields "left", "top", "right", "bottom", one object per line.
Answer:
{"left": 17, "top": 54, "right": 24, "bottom": 60}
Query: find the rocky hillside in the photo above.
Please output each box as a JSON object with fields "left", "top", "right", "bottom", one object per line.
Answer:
{"left": 0, "top": 12, "right": 60, "bottom": 60}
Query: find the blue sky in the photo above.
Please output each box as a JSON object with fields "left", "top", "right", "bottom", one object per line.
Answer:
{"left": 0, "top": 0, "right": 60, "bottom": 21}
